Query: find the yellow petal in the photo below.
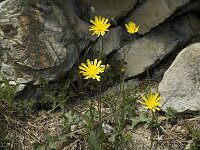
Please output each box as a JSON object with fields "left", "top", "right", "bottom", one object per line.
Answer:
{"left": 140, "top": 101, "right": 147, "bottom": 105}
{"left": 102, "top": 17, "right": 105, "bottom": 22}
{"left": 125, "top": 24, "right": 129, "bottom": 29}
{"left": 142, "top": 95, "right": 148, "bottom": 102}
{"left": 95, "top": 16, "right": 98, "bottom": 22}
{"left": 90, "top": 20, "right": 95, "bottom": 24}
{"left": 87, "top": 59, "right": 92, "bottom": 66}
{"left": 80, "top": 63, "right": 88, "bottom": 69}
{"left": 94, "top": 59, "right": 97, "bottom": 66}
{"left": 154, "top": 92, "right": 159, "bottom": 99}
{"left": 96, "top": 75, "right": 100, "bottom": 81}
{"left": 97, "top": 60, "right": 102, "bottom": 67}
{"left": 104, "top": 18, "right": 108, "bottom": 24}
{"left": 135, "top": 26, "right": 139, "bottom": 32}
{"left": 155, "top": 107, "right": 160, "bottom": 110}
{"left": 79, "top": 67, "right": 86, "bottom": 72}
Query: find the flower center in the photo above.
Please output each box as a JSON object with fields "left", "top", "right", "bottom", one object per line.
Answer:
{"left": 96, "top": 22, "right": 106, "bottom": 31}
{"left": 88, "top": 66, "right": 98, "bottom": 76}
{"left": 148, "top": 99, "right": 156, "bottom": 109}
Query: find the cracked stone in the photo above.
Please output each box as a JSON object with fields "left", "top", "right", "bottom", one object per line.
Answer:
{"left": 0, "top": 0, "right": 94, "bottom": 84}
{"left": 159, "top": 43, "right": 200, "bottom": 112}
{"left": 126, "top": 0, "right": 191, "bottom": 34}
{"left": 112, "top": 13, "right": 200, "bottom": 78}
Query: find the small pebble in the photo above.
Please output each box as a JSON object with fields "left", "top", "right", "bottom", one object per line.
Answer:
{"left": 181, "top": 129, "right": 186, "bottom": 134}
{"left": 175, "top": 126, "right": 182, "bottom": 132}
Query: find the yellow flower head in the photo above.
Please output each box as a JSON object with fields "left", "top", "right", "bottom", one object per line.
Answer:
{"left": 121, "top": 68, "right": 125, "bottom": 72}
{"left": 140, "top": 91, "right": 161, "bottom": 112}
{"left": 79, "top": 59, "right": 105, "bottom": 81}
{"left": 89, "top": 16, "right": 111, "bottom": 37}
{"left": 106, "top": 64, "right": 110, "bottom": 69}
{"left": 125, "top": 21, "right": 139, "bottom": 34}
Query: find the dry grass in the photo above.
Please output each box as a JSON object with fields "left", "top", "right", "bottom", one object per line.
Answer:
{"left": 1, "top": 99, "right": 200, "bottom": 150}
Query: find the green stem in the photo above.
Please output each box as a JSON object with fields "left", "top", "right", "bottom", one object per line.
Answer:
{"left": 146, "top": 67, "right": 150, "bottom": 88}
{"left": 121, "top": 77, "right": 125, "bottom": 129}
{"left": 114, "top": 98, "right": 118, "bottom": 150}
{"left": 97, "top": 81, "right": 103, "bottom": 150}
{"left": 76, "top": 46, "right": 83, "bottom": 93}
{"left": 89, "top": 99, "right": 94, "bottom": 131}
{"left": 100, "top": 37, "right": 104, "bottom": 59}
{"left": 97, "top": 36, "right": 104, "bottom": 150}
{"left": 150, "top": 110, "right": 155, "bottom": 150}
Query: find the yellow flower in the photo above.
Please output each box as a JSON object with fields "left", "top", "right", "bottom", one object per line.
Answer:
{"left": 89, "top": 16, "right": 111, "bottom": 37}
{"left": 121, "top": 68, "right": 125, "bottom": 72}
{"left": 106, "top": 64, "right": 110, "bottom": 69}
{"left": 125, "top": 21, "right": 139, "bottom": 34}
{"left": 79, "top": 59, "right": 105, "bottom": 81}
{"left": 140, "top": 91, "right": 161, "bottom": 112}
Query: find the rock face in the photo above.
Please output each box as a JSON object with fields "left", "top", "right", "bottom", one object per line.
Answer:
{"left": 92, "top": 26, "right": 123, "bottom": 55}
{"left": 112, "top": 14, "right": 200, "bottom": 78}
{"left": 78, "top": 0, "right": 138, "bottom": 20}
{"left": 0, "top": 0, "right": 93, "bottom": 84}
{"left": 0, "top": 0, "right": 200, "bottom": 101}
{"left": 158, "top": 43, "right": 200, "bottom": 112}
{"left": 126, "top": 0, "right": 191, "bottom": 34}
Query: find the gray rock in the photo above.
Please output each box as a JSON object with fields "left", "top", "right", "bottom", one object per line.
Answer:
{"left": 0, "top": 0, "right": 94, "bottom": 84}
{"left": 158, "top": 43, "right": 200, "bottom": 112}
{"left": 175, "top": 0, "right": 200, "bottom": 16}
{"left": 126, "top": 0, "right": 191, "bottom": 34}
{"left": 50, "top": 0, "right": 77, "bottom": 15}
{"left": 78, "top": 0, "right": 137, "bottom": 20}
{"left": 113, "top": 14, "right": 200, "bottom": 78}
{"left": 92, "top": 26, "right": 123, "bottom": 56}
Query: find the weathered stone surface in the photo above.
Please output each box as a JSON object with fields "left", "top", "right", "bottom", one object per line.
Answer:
{"left": 0, "top": 0, "right": 94, "bottom": 84}
{"left": 112, "top": 14, "right": 200, "bottom": 78}
{"left": 92, "top": 26, "right": 123, "bottom": 55}
{"left": 78, "top": 0, "right": 137, "bottom": 20}
{"left": 50, "top": 0, "right": 76, "bottom": 15}
{"left": 126, "top": 0, "right": 191, "bottom": 34}
{"left": 175, "top": 0, "right": 200, "bottom": 17}
{"left": 158, "top": 43, "right": 200, "bottom": 112}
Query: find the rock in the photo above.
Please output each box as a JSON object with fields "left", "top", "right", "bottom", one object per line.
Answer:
{"left": 175, "top": 0, "right": 200, "bottom": 16}
{"left": 0, "top": 0, "right": 94, "bottom": 84}
{"left": 181, "top": 129, "right": 186, "bottom": 134}
{"left": 78, "top": 0, "right": 138, "bottom": 20}
{"left": 92, "top": 26, "right": 123, "bottom": 56}
{"left": 9, "top": 81, "right": 26, "bottom": 95}
{"left": 50, "top": 0, "right": 77, "bottom": 15}
{"left": 102, "top": 122, "right": 114, "bottom": 134}
{"left": 175, "top": 126, "right": 182, "bottom": 132}
{"left": 158, "top": 43, "right": 200, "bottom": 112}
{"left": 112, "top": 13, "right": 200, "bottom": 78}
{"left": 126, "top": 0, "right": 191, "bottom": 34}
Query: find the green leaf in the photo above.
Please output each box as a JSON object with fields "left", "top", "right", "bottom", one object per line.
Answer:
{"left": 74, "top": 116, "right": 80, "bottom": 123}
{"left": 44, "top": 132, "right": 51, "bottom": 141}
{"left": 139, "top": 112, "right": 149, "bottom": 122}
{"left": 49, "top": 141, "right": 57, "bottom": 149}
{"left": 88, "top": 131, "right": 100, "bottom": 150}
{"left": 108, "top": 134, "right": 116, "bottom": 143}
{"left": 64, "top": 112, "right": 73, "bottom": 123}
{"left": 34, "top": 143, "right": 46, "bottom": 150}
{"left": 131, "top": 118, "right": 140, "bottom": 128}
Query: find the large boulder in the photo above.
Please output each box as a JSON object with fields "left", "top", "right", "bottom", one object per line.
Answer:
{"left": 126, "top": 0, "right": 191, "bottom": 34}
{"left": 112, "top": 13, "right": 200, "bottom": 78}
{"left": 158, "top": 43, "right": 200, "bottom": 112}
{"left": 0, "top": 0, "right": 94, "bottom": 84}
